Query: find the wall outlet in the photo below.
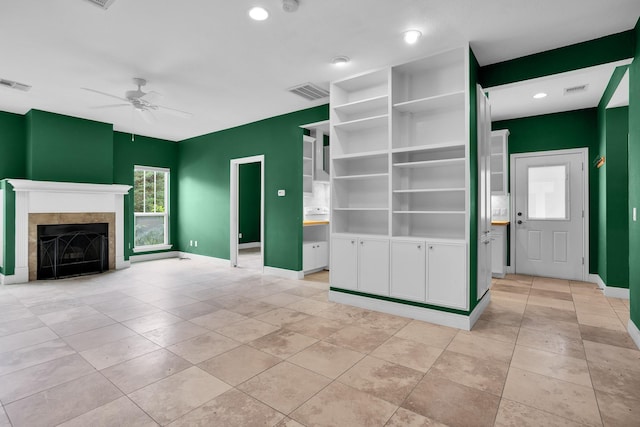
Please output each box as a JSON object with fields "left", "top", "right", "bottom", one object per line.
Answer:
{"left": 194, "top": 241, "right": 198, "bottom": 247}
{"left": 238, "top": 233, "right": 243, "bottom": 238}
{"left": 190, "top": 240, "right": 193, "bottom": 246}
{"left": 277, "top": 189, "right": 285, "bottom": 197}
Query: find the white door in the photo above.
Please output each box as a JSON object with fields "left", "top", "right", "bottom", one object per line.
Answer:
{"left": 358, "top": 238, "right": 389, "bottom": 296}
{"left": 427, "top": 243, "right": 467, "bottom": 309}
{"left": 513, "top": 151, "right": 585, "bottom": 280}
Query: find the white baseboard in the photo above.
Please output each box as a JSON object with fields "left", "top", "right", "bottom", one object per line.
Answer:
{"left": 505, "top": 266, "right": 514, "bottom": 274}
{"left": 263, "top": 266, "right": 303, "bottom": 280}
{"left": 0, "top": 267, "right": 28, "bottom": 285}
{"left": 590, "top": 274, "right": 630, "bottom": 299}
{"left": 130, "top": 251, "right": 181, "bottom": 263}
{"left": 239, "top": 242, "right": 261, "bottom": 249}
{"left": 628, "top": 319, "right": 640, "bottom": 350}
{"left": 177, "top": 252, "right": 230, "bottom": 266}
{"left": 328, "top": 290, "right": 490, "bottom": 331}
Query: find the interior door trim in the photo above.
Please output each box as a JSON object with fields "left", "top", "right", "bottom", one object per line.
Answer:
{"left": 509, "top": 148, "right": 588, "bottom": 280}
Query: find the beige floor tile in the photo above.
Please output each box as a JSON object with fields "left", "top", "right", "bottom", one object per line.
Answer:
{"left": 0, "top": 316, "right": 45, "bottom": 338}
{"left": 520, "top": 315, "right": 582, "bottom": 340}
{"left": 462, "top": 319, "right": 519, "bottom": 344}
{"left": 0, "top": 326, "right": 58, "bottom": 354}
{"left": 504, "top": 274, "right": 534, "bottom": 284}
{"left": 490, "top": 289, "right": 530, "bottom": 304}
{"left": 588, "top": 360, "right": 640, "bottom": 400}
{"left": 129, "top": 366, "right": 231, "bottom": 425}
{"left": 100, "top": 349, "right": 192, "bottom": 394}
{"left": 227, "top": 300, "right": 279, "bottom": 317}
{"left": 402, "top": 374, "right": 500, "bottom": 427}
{"left": 325, "top": 324, "right": 391, "bottom": 353}
{"left": 149, "top": 295, "right": 199, "bottom": 310}
{"left": 338, "top": 356, "right": 423, "bottom": 405}
{"left": 579, "top": 324, "right": 637, "bottom": 349}
{"left": 0, "top": 406, "right": 9, "bottom": 427}
{"left": 28, "top": 299, "right": 85, "bottom": 315}
{"left": 37, "top": 305, "right": 101, "bottom": 326}
{"left": 57, "top": 396, "right": 157, "bottom": 427}
{"left": 0, "top": 339, "right": 75, "bottom": 376}
{"left": 370, "top": 336, "right": 442, "bottom": 372}
{"left": 491, "top": 282, "right": 531, "bottom": 295}
{"left": 289, "top": 341, "right": 363, "bottom": 379}
{"left": 167, "top": 331, "right": 240, "bottom": 364}
{"left": 583, "top": 340, "right": 640, "bottom": 372}
{"left": 479, "top": 301, "right": 525, "bottom": 327}
{"left": 529, "top": 288, "right": 573, "bottom": 301}
{"left": 142, "top": 321, "right": 209, "bottom": 347}
{"left": 214, "top": 318, "right": 279, "bottom": 343}
{"left": 352, "top": 310, "right": 411, "bottom": 334}
{"left": 615, "top": 309, "right": 630, "bottom": 325}
{"left": 48, "top": 313, "right": 116, "bottom": 337}
{"left": 4, "top": 372, "right": 122, "bottom": 427}
{"left": 257, "top": 292, "right": 306, "bottom": 307}
{"left": 502, "top": 367, "right": 601, "bottom": 427}
{"left": 0, "top": 353, "right": 95, "bottom": 404}
{"left": 285, "top": 286, "right": 325, "bottom": 298}
{"left": 393, "top": 320, "right": 457, "bottom": 349}
{"left": 249, "top": 329, "right": 317, "bottom": 358}
{"left": 526, "top": 295, "right": 576, "bottom": 311}
{"left": 524, "top": 304, "right": 577, "bottom": 323}
{"left": 286, "top": 298, "right": 334, "bottom": 315}
{"left": 238, "top": 362, "right": 331, "bottom": 414}
{"left": 167, "top": 388, "right": 284, "bottom": 427}
{"left": 122, "top": 311, "right": 183, "bottom": 333}
{"left": 186, "top": 309, "right": 248, "bottom": 330}
{"left": 511, "top": 345, "right": 591, "bottom": 387}
{"left": 574, "top": 302, "right": 618, "bottom": 317}
{"left": 428, "top": 350, "right": 509, "bottom": 396}
{"left": 494, "top": 398, "right": 584, "bottom": 427}
{"left": 291, "top": 382, "right": 397, "bottom": 427}
{"left": 447, "top": 333, "right": 515, "bottom": 363}
{"left": 384, "top": 407, "right": 448, "bottom": 427}
{"left": 165, "top": 301, "right": 219, "bottom": 320}
{"left": 532, "top": 277, "right": 571, "bottom": 292}
{"left": 198, "top": 345, "right": 280, "bottom": 386}
{"left": 284, "top": 315, "right": 343, "bottom": 339}
{"left": 577, "top": 312, "right": 626, "bottom": 331}
{"left": 595, "top": 389, "right": 640, "bottom": 427}
{"left": 254, "top": 307, "right": 311, "bottom": 327}
{"left": 516, "top": 327, "right": 585, "bottom": 359}
{"left": 80, "top": 335, "right": 161, "bottom": 370}
{"left": 63, "top": 323, "right": 137, "bottom": 352}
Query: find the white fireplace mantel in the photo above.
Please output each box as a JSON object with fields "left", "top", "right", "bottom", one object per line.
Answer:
{"left": 2, "top": 179, "right": 132, "bottom": 284}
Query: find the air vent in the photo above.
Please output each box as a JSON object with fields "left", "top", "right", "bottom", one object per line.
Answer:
{"left": 0, "top": 78, "right": 31, "bottom": 92}
{"left": 85, "top": 0, "right": 115, "bottom": 9}
{"left": 564, "top": 84, "right": 588, "bottom": 95}
{"left": 288, "top": 83, "right": 329, "bottom": 101}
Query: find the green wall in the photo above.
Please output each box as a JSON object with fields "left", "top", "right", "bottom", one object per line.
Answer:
{"left": 177, "top": 105, "right": 328, "bottom": 271}
{"left": 26, "top": 110, "right": 114, "bottom": 184}
{"left": 113, "top": 132, "right": 179, "bottom": 259}
{"left": 239, "top": 162, "right": 261, "bottom": 244}
{"left": 629, "top": 18, "right": 640, "bottom": 328}
{"left": 493, "top": 109, "right": 600, "bottom": 273}
{"left": 0, "top": 112, "right": 26, "bottom": 180}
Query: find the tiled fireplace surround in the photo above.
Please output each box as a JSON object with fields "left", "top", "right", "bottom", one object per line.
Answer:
{"left": 3, "top": 179, "right": 131, "bottom": 284}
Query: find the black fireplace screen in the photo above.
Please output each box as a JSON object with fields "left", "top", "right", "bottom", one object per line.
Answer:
{"left": 37, "top": 223, "right": 108, "bottom": 280}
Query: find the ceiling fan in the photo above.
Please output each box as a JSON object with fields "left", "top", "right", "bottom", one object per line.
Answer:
{"left": 82, "top": 78, "right": 192, "bottom": 123}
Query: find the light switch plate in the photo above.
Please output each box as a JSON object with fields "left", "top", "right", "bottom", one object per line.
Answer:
{"left": 634, "top": 207, "right": 637, "bottom": 222}
{"left": 278, "top": 189, "right": 285, "bottom": 197}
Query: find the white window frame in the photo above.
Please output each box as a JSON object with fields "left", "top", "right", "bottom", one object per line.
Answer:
{"left": 133, "top": 165, "right": 172, "bottom": 252}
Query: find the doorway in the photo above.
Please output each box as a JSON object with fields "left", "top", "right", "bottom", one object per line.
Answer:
{"left": 511, "top": 149, "right": 588, "bottom": 281}
{"left": 230, "top": 155, "right": 264, "bottom": 271}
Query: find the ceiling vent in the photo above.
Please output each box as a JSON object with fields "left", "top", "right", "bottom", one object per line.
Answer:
{"left": 85, "top": 0, "right": 116, "bottom": 9}
{"left": 0, "top": 78, "right": 31, "bottom": 92}
{"left": 288, "top": 83, "right": 329, "bottom": 101}
{"left": 564, "top": 84, "right": 588, "bottom": 95}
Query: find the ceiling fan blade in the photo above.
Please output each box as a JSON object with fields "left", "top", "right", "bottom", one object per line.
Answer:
{"left": 156, "top": 104, "right": 193, "bottom": 118}
{"left": 140, "top": 90, "right": 163, "bottom": 104}
{"left": 89, "top": 104, "right": 131, "bottom": 109}
{"left": 82, "top": 87, "right": 129, "bottom": 103}
{"left": 136, "top": 108, "right": 156, "bottom": 124}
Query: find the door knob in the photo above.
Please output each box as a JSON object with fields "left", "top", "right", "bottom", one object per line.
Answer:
{"left": 517, "top": 220, "right": 523, "bottom": 225}
{"left": 517, "top": 212, "right": 522, "bottom": 216}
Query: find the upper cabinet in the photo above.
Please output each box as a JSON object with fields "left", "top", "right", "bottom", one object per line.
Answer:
{"left": 490, "top": 130, "right": 509, "bottom": 195}
{"left": 301, "top": 120, "right": 331, "bottom": 194}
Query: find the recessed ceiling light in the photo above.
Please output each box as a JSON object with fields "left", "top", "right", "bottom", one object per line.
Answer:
{"left": 533, "top": 92, "right": 547, "bottom": 99}
{"left": 403, "top": 30, "right": 422, "bottom": 45}
{"left": 331, "top": 56, "right": 350, "bottom": 66}
{"left": 249, "top": 6, "right": 269, "bottom": 21}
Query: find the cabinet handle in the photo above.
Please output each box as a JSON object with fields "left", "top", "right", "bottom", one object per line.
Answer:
{"left": 351, "top": 240, "right": 355, "bottom": 244}
{"left": 417, "top": 245, "right": 421, "bottom": 249}
{"left": 360, "top": 241, "right": 364, "bottom": 245}
{"left": 429, "top": 245, "right": 434, "bottom": 250}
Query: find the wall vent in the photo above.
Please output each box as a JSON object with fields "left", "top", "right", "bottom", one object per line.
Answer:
{"left": 564, "top": 84, "right": 588, "bottom": 95}
{"left": 0, "top": 78, "right": 31, "bottom": 92}
{"left": 288, "top": 83, "right": 329, "bottom": 101}
{"left": 85, "top": 0, "right": 116, "bottom": 9}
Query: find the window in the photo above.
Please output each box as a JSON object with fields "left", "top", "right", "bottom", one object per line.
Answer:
{"left": 527, "top": 165, "right": 567, "bottom": 220}
{"left": 134, "top": 166, "right": 170, "bottom": 251}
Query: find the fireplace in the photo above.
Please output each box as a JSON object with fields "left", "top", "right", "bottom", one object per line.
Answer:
{"left": 37, "top": 223, "right": 108, "bottom": 280}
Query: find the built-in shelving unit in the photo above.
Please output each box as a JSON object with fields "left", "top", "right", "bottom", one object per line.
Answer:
{"left": 490, "top": 130, "right": 509, "bottom": 195}
{"left": 303, "top": 135, "right": 314, "bottom": 193}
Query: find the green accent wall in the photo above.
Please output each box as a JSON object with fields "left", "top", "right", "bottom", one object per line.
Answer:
{"left": 239, "top": 162, "right": 261, "bottom": 244}
{"left": 0, "top": 112, "right": 26, "bottom": 180}
{"left": 480, "top": 30, "right": 635, "bottom": 88}
{"left": 493, "top": 109, "right": 600, "bottom": 273}
{"left": 113, "top": 132, "right": 179, "bottom": 260}
{"left": 629, "top": 18, "right": 640, "bottom": 328}
{"left": 26, "top": 110, "right": 114, "bottom": 184}
{"left": 469, "top": 48, "right": 480, "bottom": 311}
{"left": 177, "top": 105, "right": 329, "bottom": 271}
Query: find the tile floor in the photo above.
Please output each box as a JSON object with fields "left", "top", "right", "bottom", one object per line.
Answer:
{"left": 0, "top": 258, "right": 638, "bottom": 426}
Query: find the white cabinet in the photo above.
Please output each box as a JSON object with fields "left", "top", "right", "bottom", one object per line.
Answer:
{"left": 427, "top": 243, "right": 467, "bottom": 309}
{"left": 303, "top": 241, "right": 329, "bottom": 273}
{"left": 477, "top": 86, "right": 492, "bottom": 300}
{"left": 491, "top": 225, "right": 507, "bottom": 278}
{"left": 303, "top": 135, "right": 314, "bottom": 194}
{"left": 358, "top": 238, "right": 389, "bottom": 296}
{"left": 331, "top": 237, "right": 358, "bottom": 290}
{"left": 390, "top": 240, "right": 426, "bottom": 301}
{"left": 491, "top": 130, "right": 509, "bottom": 195}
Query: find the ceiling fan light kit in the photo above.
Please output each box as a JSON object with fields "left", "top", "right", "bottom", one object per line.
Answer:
{"left": 85, "top": 0, "right": 116, "bottom": 10}
{"left": 282, "top": 0, "right": 299, "bottom": 13}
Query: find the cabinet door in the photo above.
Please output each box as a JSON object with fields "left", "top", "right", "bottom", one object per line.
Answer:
{"left": 358, "top": 238, "right": 389, "bottom": 296}
{"left": 491, "top": 226, "right": 506, "bottom": 277}
{"left": 427, "top": 243, "right": 467, "bottom": 309}
{"left": 315, "top": 241, "right": 329, "bottom": 269}
{"left": 390, "top": 240, "right": 426, "bottom": 301}
{"left": 303, "top": 243, "right": 315, "bottom": 272}
{"left": 331, "top": 237, "right": 358, "bottom": 290}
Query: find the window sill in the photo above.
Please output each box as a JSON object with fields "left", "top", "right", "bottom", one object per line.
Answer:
{"left": 133, "top": 244, "right": 173, "bottom": 253}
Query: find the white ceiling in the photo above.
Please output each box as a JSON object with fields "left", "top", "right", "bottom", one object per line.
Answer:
{"left": 1, "top": 0, "right": 639, "bottom": 141}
